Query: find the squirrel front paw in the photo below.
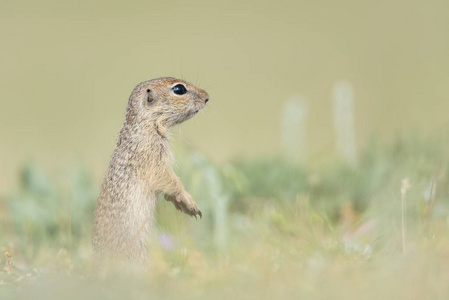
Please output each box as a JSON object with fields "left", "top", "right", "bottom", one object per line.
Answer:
{"left": 164, "top": 191, "right": 202, "bottom": 219}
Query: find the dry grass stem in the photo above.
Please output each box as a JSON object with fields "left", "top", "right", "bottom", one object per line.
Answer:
{"left": 400, "top": 178, "right": 411, "bottom": 254}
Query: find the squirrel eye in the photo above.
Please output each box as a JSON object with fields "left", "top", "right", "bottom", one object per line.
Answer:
{"left": 173, "top": 84, "right": 187, "bottom": 95}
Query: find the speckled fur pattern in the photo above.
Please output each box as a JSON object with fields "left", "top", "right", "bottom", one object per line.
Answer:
{"left": 93, "top": 77, "right": 209, "bottom": 263}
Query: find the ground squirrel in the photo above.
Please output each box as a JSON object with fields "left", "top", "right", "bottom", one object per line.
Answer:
{"left": 93, "top": 77, "right": 209, "bottom": 262}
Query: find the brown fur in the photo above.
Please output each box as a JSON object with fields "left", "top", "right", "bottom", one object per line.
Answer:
{"left": 93, "top": 77, "right": 209, "bottom": 263}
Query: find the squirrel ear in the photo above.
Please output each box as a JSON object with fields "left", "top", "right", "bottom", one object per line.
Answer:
{"left": 146, "top": 89, "right": 154, "bottom": 104}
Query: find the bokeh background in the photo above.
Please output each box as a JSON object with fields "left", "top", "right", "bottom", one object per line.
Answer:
{"left": 1, "top": 0, "right": 449, "bottom": 299}
{"left": 1, "top": 0, "right": 449, "bottom": 190}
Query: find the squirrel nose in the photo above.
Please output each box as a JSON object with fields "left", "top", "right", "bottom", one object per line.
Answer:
{"left": 205, "top": 98, "right": 209, "bottom": 104}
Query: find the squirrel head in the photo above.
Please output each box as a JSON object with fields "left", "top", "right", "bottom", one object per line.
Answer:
{"left": 125, "top": 77, "right": 209, "bottom": 137}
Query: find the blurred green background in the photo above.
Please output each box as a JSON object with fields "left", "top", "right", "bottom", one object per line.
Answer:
{"left": 1, "top": 0, "right": 448, "bottom": 191}
{"left": 1, "top": 1, "right": 449, "bottom": 299}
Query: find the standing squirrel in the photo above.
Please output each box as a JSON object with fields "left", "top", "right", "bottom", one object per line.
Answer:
{"left": 93, "top": 77, "right": 209, "bottom": 262}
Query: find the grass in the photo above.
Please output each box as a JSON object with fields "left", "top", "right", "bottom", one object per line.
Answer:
{"left": 1, "top": 135, "right": 449, "bottom": 299}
